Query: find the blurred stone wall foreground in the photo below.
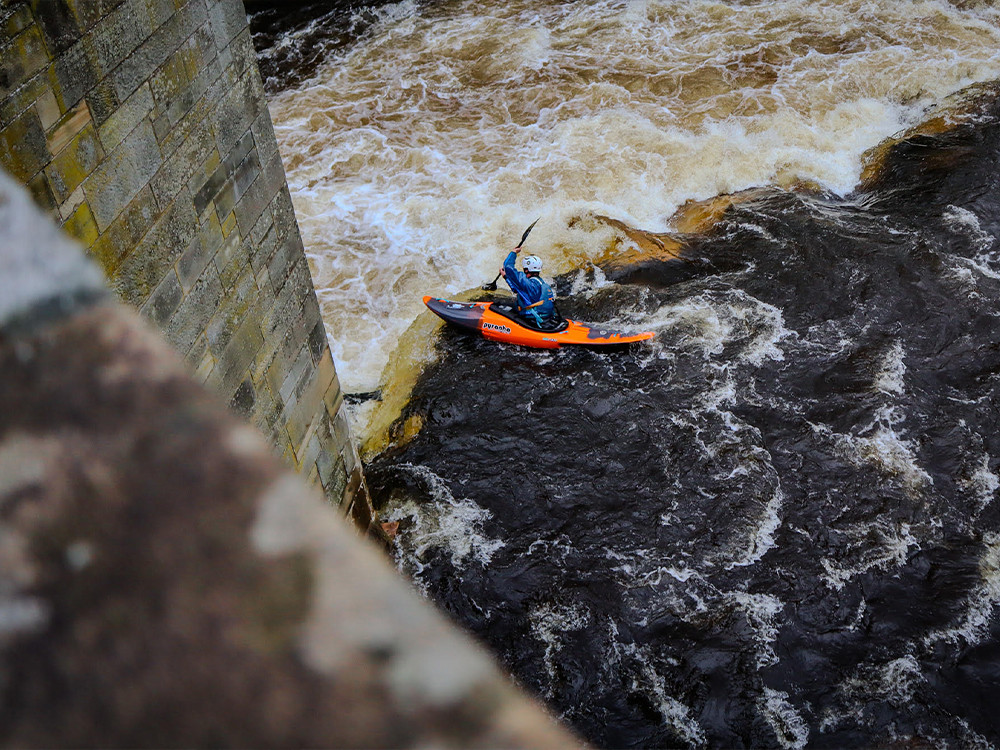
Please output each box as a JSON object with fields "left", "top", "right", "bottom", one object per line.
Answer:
{"left": 0, "top": 0, "right": 372, "bottom": 527}
{"left": 0, "top": 170, "right": 581, "bottom": 747}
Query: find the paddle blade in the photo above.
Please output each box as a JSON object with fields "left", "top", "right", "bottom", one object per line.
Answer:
{"left": 517, "top": 218, "right": 540, "bottom": 248}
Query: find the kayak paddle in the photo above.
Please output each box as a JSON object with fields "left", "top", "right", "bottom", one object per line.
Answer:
{"left": 481, "top": 218, "right": 540, "bottom": 291}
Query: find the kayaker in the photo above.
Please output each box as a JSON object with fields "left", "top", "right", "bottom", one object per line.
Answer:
{"left": 500, "top": 247, "right": 557, "bottom": 327}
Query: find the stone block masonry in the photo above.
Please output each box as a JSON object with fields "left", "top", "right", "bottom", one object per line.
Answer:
{"left": 0, "top": 0, "right": 375, "bottom": 530}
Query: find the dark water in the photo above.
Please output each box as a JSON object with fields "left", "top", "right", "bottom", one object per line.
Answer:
{"left": 248, "top": 1, "right": 431, "bottom": 94}
{"left": 365, "top": 86, "right": 1000, "bottom": 748}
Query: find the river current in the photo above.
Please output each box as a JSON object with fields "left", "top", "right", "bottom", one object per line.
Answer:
{"left": 253, "top": 2, "right": 1000, "bottom": 747}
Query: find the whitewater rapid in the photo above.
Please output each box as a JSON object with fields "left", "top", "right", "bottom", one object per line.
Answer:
{"left": 264, "top": 0, "right": 1000, "bottom": 400}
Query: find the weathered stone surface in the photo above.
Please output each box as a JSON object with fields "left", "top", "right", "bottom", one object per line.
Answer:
{"left": 314, "top": 420, "right": 341, "bottom": 489}
{"left": 219, "top": 236, "right": 255, "bottom": 294}
{"left": 205, "top": 264, "right": 258, "bottom": 355}
{"left": 2, "top": 4, "right": 34, "bottom": 37}
{"left": 66, "top": 0, "right": 131, "bottom": 32}
{"left": 0, "top": 23, "right": 49, "bottom": 99}
{"left": 145, "top": 0, "right": 175, "bottom": 30}
{"left": 50, "top": 37, "right": 100, "bottom": 111}
{"left": 228, "top": 26, "right": 257, "bottom": 79}
{"left": 86, "top": 183, "right": 158, "bottom": 275}
{"left": 209, "top": 311, "right": 265, "bottom": 399}
{"left": 320, "top": 444, "right": 349, "bottom": 499}
{"left": 176, "top": 211, "right": 221, "bottom": 288}
{"left": 279, "top": 343, "right": 313, "bottom": 406}
{"left": 107, "top": 0, "right": 207, "bottom": 103}
{"left": 266, "top": 214, "right": 305, "bottom": 292}
{"left": 25, "top": 168, "right": 56, "bottom": 211}
{"left": 308, "top": 316, "right": 327, "bottom": 365}
{"left": 45, "top": 98, "right": 91, "bottom": 154}
{"left": 96, "top": 81, "right": 153, "bottom": 152}
{"left": 0, "top": 106, "right": 49, "bottom": 182}
{"left": 90, "top": 0, "right": 154, "bottom": 74}
{"left": 208, "top": 0, "right": 246, "bottom": 50}
{"left": 45, "top": 121, "right": 103, "bottom": 202}
{"left": 163, "top": 268, "right": 222, "bottom": 355}
{"left": 60, "top": 198, "right": 99, "bottom": 246}
{"left": 235, "top": 150, "right": 283, "bottom": 235}
{"left": 276, "top": 308, "right": 314, "bottom": 382}
{"left": 213, "top": 69, "right": 261, "bottom": 157}
{"left": 83, "top": 117, "right": 161, "bottom": 230}
{"left": 285, "top": 350, "right": 337, "bottom": 453}
{"left": 149, "top": 24, "right": 216, "bottom": 111}
{"left": 270, "top": 182, "right": 297, "bottom": 238}
{"left": 229, "top": 375, "right": 256, "bottom": 418}
{"left": 248, "top": 371, "right": 282, "bottom": 429}
{"left": 56, "top": 182, "right": 86, "bottom": 219}
{"left": 192, "top": 128, "right": 251, "bottom": 214}
{"left": 0, "top": 69, "right": 48, "bottom": 128}
{"left": 84, "top": 76, "right": 120, "bottom": 124}
{"left": 34, "top": 87, "right": 61, "bottom": 129}
{"left": 153, "top": 46, "right": 232, "bottom": 157}
{"left": 250, "top": 106, "right": 278, "bottom": 169}
{"left": 231, "top": 144, "right": 260, "bottom": 202}
{"left": 322, "top": 357, "right": 344, "bottom": 417}
{"left": 30, "top": 0, "right": 83, "bottom": 56}
{"left": 247, "top": 196, "right": 272, "bottom": 244}
{"left": 220, "top": 205, "right": 236, "bottom": 235}
{"left": 149, "top": 112, "right": 216, "bottom": 207}
{"left": 139, "top": 265, "right": 182, "bottom": 326}
{"left": 112, "top": 196, "right": 194, "bottom": 308}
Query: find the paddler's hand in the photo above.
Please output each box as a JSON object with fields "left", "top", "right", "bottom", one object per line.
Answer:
{"left": 500, "top": 266, "right": 506, "bottom": 277}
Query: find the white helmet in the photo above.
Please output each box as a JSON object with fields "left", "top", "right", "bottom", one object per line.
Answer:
{"left": 522, "top": 255, "right": 542, "bottom": 273}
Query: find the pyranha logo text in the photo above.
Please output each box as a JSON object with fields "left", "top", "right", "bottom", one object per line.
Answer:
{"left": 483, "top": 322, "right": 511, "bottom": 334}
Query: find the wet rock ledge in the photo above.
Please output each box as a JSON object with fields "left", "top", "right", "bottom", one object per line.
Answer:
{"left": 0, "top": 172, "right": 581, "bottom": 747}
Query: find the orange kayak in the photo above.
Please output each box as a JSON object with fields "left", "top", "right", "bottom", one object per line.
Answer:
{"left": 423, "top": 296, "right": 655, "bottom": 349}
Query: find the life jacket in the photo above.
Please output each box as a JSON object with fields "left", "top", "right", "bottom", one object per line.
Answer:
{"left": 518, "top": 276, "right": 556, "bottom": 326}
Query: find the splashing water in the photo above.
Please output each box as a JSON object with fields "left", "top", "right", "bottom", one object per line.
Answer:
{"left": 264, "top": 0, "right": 1000, "bottom": 394}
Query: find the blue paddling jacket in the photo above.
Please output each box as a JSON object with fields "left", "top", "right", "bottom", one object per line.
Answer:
{"left": 503, "top": 251, "right": 556, "bottom": 324}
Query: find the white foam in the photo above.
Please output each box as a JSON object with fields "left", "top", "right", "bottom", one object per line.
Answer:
{"left": 726, "top": 486, "right": 784, "bottom": 569}
{"left": 924, "top": 531, "right": 1000, "bottom": 649}
{"left": 528, "top": 601, "right": 592, "bottom": 695}
{"left": 725, "top": 591, "right": 786, "bottom": 669}
{"left": 847, "top": 654, "right": 924, "bottom": 706}
{"left": 526, "top": 534, "right": 576, "bottom": 564}
{"left": 615, "top": 641, "right": 708, "bottom": 748}
{"left": 760, "top": 688, "right": 810, "bottom": 750}
{"left": 811, "top": 406, "right": 933, "bottom": 495}
{"left": 942, "top": 205, "right": 1000, "bottom": 286}
{"left": 383, "top": 464, "right": 505, "bottom": 577}
{"left": 820, "top": 521, "right": 919, "bottom": 591}
{"left": 874, "top": 341, "right": 906, "bottom": 396}
{"left": 820, "top": 653, "right": 925, "bottom": 733}
{"left": 965, "top": 454, "right": 1000, "bottom": 512}
{"left": 568, "top": 265, "right": 613, "bottom": 297}
{"left": 944, "top": 204, "right": 996, "bottom": 254}
{"left": 641, "top": 289, "right": 792, "bottom": 367}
